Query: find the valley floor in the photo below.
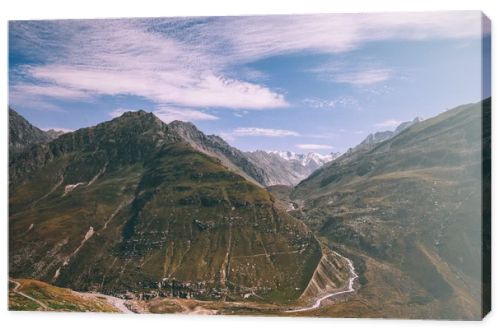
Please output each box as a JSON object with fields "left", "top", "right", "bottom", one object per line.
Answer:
{"left": 9, "top": 248, "right": 360, "bottom": 316}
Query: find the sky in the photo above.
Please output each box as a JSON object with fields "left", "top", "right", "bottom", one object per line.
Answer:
{"left": 9, "top": 12, "right": 491, "bottom": 153}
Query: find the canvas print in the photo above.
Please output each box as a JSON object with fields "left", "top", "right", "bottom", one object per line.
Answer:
{"left": 8, "top": 11, "right": 491, "bottom": 319}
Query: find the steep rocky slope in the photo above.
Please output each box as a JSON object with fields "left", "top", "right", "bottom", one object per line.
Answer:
{"left": 9, "top": 110, "right": 335, "bottom": 304}
{"left": 9, "top": 108, "right": 60, "bottom": 156}
{"left": 292, "top": 99, "right": 489, "bottom": 319}
{"left": 168, "top": 121, "right": 269, "bottom": 186}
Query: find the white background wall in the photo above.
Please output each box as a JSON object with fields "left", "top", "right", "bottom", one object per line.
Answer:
{"left": 0, "top": 1, "right": 498, "bottom": 333}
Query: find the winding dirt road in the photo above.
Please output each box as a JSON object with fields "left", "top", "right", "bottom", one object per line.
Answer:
{"left": 80, "top": 292, "right": 134, "bottom": 313}
{"left": 285, "top": 251, "right": 358, "bottom": 313}
{"left": 9, "top": 278, "right": 50, "bottom": 310}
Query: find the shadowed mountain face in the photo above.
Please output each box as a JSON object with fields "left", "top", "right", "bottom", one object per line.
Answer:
{"left": 9, "top": 111, "right": 325, "bottom": 303}
{"left": 9, "top": 108, "right": 61, "bottom": 157}
{"left": 166, "top": 121, "right": 336, "bottom": 187}
{"left": 292, "top": 99, "right": 489, "bottom": 319}
{"left": 167, "top": 120, "right": 269, "bottom": 186}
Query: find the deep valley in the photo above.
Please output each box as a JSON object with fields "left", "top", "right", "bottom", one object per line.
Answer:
{"left": 8, "top": 99, "right": 490, "bottom": 319}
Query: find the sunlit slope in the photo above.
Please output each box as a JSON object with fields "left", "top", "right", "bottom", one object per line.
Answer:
{"left": 292, "top": 99, "right": 489, "bottom": 319}
{"left": 9, "top": 278, "right": 121, "bottom": 312}
{"left": 9, "top": 111, "right": 324, "bottom": 303}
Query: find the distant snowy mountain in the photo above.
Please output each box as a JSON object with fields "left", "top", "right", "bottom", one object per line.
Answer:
{"left": 270, "top": 151, "right": 339, "bottom": 168}
{"left": 245, "top": 150, "right": 340, "bottom": 186}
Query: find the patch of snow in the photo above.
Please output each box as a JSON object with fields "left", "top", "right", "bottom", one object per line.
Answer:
{"left": 53, "top": 267, "right": 61, "bottom": 279}
{"left": 63, "top": 182, "right": 86, "bottom": 196}
{"left": 267, "top": 150, "right": 339, "bottom": 167}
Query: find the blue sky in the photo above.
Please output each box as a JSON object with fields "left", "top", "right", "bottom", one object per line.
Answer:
{"left": 9, "top": 12, "right": 491, "bottom": 153}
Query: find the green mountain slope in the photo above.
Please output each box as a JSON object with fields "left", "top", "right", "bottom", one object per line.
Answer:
{"left": 9, "top": 278, "right": 123, "bottom": 312}
{"left": 291, "top": 99, "right": 490, "bottom": 319}
{"left": 9, "top": 111, "right": 326, "bottom": 304}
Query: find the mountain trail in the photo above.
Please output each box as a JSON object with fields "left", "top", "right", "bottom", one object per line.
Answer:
{"left": 79, "top": 292, "right": 133, "bottom": 314}
{"left": 9, "top": 278, "right": 50, "bottom": 310}
{"left": 285, "top": 250, "right": 358, "bottom": 313}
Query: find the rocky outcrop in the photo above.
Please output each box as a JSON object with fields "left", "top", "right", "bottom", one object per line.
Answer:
{"left": 9, "top": 108, "right": 54, "bottom": 156}
{"left": 167, "top": 120, "right": 269, "bottom": 186}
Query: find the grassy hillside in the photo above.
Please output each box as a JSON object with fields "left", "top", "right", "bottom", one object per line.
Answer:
{"left": 9, "top": 278, "right": 121, "bottom": 312}
{"left": 9, "top": 111, "right": 326, "bottom": 304}
{"left": 292, "top": 99, "right": 489, "bottom": 319}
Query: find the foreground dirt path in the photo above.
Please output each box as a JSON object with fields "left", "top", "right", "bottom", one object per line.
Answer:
{"left": 79, "top": 292, "right": 134, "bottom": 313}
{"left": 285, "top": 251, "right": 359, "bottom": 313}
{"left": 9, "top": 278, "right": 50, "bottom": 310}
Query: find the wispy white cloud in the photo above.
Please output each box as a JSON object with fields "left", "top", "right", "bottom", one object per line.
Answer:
{"left": 335, "top": 68, "right": 392, "bottom": 86}
{"left": 153, "top": 106, "right": 218, "bottom": 123}
{"left": 9, "top": 12, "right": 482, "bottom": 112}
{"left": 11, "top": 83, "right": 90, "bottom": 99}
{"left": 232, "top": 127, "right": 300, "bottom": 137}
{"left": 233, "top": 110, "right": 249, "bottom": 118}
{"left": 308, "top": 60, "right": 393, "bottom": 86}
{"left": 306, "top": 133, "right": 338, "bottom": 139}
{"left": 10, "top": 19, "right": 288, "bottom": 111}
{"left": 19, "top": 65, "right": 287, "bottom": 110}
{"left": 302, "top": 97, "right": 336, "bottom": 109}
{"left": 296, "top": 144, "right": 334, "bottom": 150}
{"left": 198, "top": 12, "right": 482, "bottom": 63}
{"left": 9, "top": 89, "right": 66, "bottom": 112}
{"left": 375, "top": 119, "right": 402, "bottom": 128}
{"left": 219, "top": 126, "right": 300, "bottom": 142}
{"left": 302, "top": 95, "right": 360, "bottom": 109}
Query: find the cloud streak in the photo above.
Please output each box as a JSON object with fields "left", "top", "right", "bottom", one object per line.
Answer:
{"left": 375, "top": 119, "right": 402, "bottom": 128}
{"left": 9, "top": 12, "right": 483, "bottom": 112}
{"left": 9, "top": 19, "right": 288, "bottom": 111}
{"left": 296, "top": 144, "right": 334, "bottom": 150}
{"left": 302, "top": 96, "right": 360, "bottom": 109}
{"left": 193, "top": 12, "right": 483, "bottom": 63}
{"left": 335, "top": 68, "right": 392, "bottom": 86}
{"left": 232, "top": 127, "right": 300, "bottom": 137}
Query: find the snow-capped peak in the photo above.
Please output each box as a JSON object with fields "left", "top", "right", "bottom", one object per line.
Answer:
{"left": 267, "top": 151, "right": 339, "bottom": 167}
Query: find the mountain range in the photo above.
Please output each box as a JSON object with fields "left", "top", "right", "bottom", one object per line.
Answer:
{"left": 245, "top": 151, "right": 339, "bottom": 186}
{"left": 9, "top": 109, "right": 350, "bottom": 304}
{"left": 8, "top": 99, "right": 490, "bottom": 319}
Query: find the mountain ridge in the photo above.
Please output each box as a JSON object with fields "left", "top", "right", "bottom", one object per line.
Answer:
{"left": 9, "top": 108, "right": 63, "bottom": 157}
{"left": 290, "top": 99, "right": 488, "bottom": 319}
{"left": 167, "top": 120, "right": 269, "bottom": 186}
{"left": 9, "top": 108, "right": 349, "bottom": 304}
{"left": 245, "top": 150, "right": 339, "bottom": 186}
